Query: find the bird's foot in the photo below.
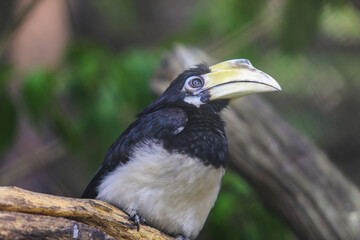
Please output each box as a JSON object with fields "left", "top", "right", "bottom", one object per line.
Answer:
{"left": 175, "top": 235, "right": 190, "bottom": 240}
{"left": 128, "top": 209, "right": 147, "bottom": 231}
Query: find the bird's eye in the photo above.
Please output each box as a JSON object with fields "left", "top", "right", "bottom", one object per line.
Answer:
{"left": 185, "top": 76, "right": 204, "bottom": 91}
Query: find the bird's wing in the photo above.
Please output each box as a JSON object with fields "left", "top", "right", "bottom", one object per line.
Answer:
{"left": 81, "top": 108, "right": 187, "bottom": 199}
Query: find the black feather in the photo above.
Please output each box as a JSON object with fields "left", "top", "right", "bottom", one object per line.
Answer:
{"left": 81, "top": 108, "right": 187, "bottom": 198}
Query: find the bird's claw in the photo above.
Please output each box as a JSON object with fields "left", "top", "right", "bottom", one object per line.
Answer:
{"left": 128, "top": 210, "right": 146, "bottom": 231}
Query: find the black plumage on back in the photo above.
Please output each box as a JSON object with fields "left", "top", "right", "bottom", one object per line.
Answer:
{"left": 81, "top": 108, "right": 189, "bottom": 198}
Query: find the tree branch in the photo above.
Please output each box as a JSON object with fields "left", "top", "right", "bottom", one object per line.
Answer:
{"left": 0, "top": 186, "right": 172, "bottom": 240}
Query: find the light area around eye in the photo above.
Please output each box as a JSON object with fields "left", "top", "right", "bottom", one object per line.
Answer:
{"left": 184, "top": 76, "right": 204, "bottom": 92}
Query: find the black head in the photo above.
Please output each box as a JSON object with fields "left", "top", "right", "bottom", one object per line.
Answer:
{"left": 138, "top": 59, "right": 281, "bottom": 116}
{"left": 138, "top": 63, "right": 228, "bottom": 116}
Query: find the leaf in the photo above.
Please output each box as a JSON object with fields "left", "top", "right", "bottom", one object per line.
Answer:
{"left": 279, "top": 0, "right": 324, "bottom": 53}
{"left": 22, "top": 70, "right": 55, "bottom": 123}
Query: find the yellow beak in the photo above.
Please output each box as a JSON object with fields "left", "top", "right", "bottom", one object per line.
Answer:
{"left": 201, "top": 59, "right": 281, "bottom": 100}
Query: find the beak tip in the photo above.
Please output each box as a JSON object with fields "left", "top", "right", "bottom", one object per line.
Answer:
{"left": 267, "top": 75, "right": 281, "bottom": 92}
{"left": 275, "top": 84, "right": 282, "bottom": 92}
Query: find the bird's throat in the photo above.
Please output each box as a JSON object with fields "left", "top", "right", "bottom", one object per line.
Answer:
{"left": 164, "top": 107, "right": 229, "bottom": 168}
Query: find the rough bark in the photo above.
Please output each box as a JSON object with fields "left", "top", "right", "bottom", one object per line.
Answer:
{"left": 151, "top": 45, "right": 360, "bottom": 240}
{"left": 0, "top": 186, "right": 172, "bottom": 240}
{"left": 0, "top": 211, "right": 115, "bottom": 240}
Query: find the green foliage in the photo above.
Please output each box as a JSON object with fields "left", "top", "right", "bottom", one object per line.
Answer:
{"left": 321, "top": 4, "right": 360, "bottom": 42}
{"left": 90, "top": 0, "right": 141, "bottom": 37}
{"left": 21, "top": 42, "right": 159, "bottom": 170}
{"left": 67, "top": 44, "right": 157, "bottom": 167}
{"left": 206, "top": 0, "right": 266, "bottom": 34}
{"left": 200, "top": 171, "right": 294, "bottom": 240}
{"left": 0, "top": 67, "right": 17, "bottom": 155}
{"left": 23, "top": 69, "right": 55, "bottom": 123}
{"left": 279, "top": 0, "right": 324, "bottom": 53}
{"left": 171, "top": 0, "right": 266, "bottom": 46}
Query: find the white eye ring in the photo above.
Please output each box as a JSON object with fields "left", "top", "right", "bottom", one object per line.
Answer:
{"left": 184, "top": 76, "right": 204, "bottom": 92}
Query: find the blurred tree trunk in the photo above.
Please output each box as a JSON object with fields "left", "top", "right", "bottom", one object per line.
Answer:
{"left": 151, "top": 45, "right": 360, "bottom": 240}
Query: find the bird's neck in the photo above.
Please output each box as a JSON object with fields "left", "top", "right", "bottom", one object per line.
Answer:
{"left": 165, "top": 107, "right": 229, "bottom": 168}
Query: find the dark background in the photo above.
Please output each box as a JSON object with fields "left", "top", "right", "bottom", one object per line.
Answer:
{"left": 0, "top": 0, "right": 359, "bottom": 239}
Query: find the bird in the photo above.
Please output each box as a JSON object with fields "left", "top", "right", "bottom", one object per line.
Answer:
{"left": 81, "top": 59, "right": 281, "bottom": 239}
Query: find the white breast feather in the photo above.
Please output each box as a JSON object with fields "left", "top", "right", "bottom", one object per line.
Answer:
{"left": 97, "top": 140, "right": 225, "bottom": 239}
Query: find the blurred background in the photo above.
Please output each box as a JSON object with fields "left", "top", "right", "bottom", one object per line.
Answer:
{"left": 0, "top": 0, "right": 359, "bottom": 239}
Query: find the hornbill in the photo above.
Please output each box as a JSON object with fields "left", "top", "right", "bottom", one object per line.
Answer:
{"left": 81, "top": 59, "right": 281, "bottom": 239}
